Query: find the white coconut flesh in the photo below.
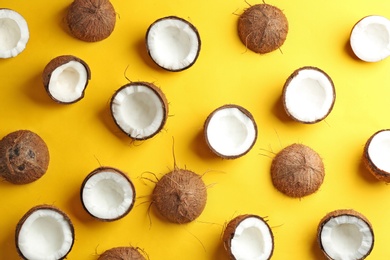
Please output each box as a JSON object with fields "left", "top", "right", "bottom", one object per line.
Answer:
{"left": 206, "top": 107, "right": 256, "bottom": 157}
{"left": 48, "top": 61, "right": 88, "bottom": 103}
{"left": 320, "top": 215, "right": 373, "bottom": 260}
{"left": 284, "top": 68, "right": 334, "bottom": 123}
{"left": 367, "top": 130, "right": 390, "bottom": 173}
{"left": 147, "top": 17, "right": 200, "bottom": 71}
{"left": 230, "top": 217, "right": 273, "bottom": 260}
{"left": 0, "top": 9, "right": 29, "bottom": 58}
{"left": 17, "top": 209, "right": 73, "bottom": 260}
{"left": 350, "top": 15, "right": 390, "bottom": 62}
{"left": 111, "top": 84, "right": 165, "bottom": 139}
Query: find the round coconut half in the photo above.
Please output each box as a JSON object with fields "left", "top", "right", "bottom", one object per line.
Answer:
{"left": 146, "top": 16, "right": 201, "bottom": 71}
{"left": 237, "top": 4, "right": 288, "bottom": 54}
{"left": 0, "top": 8, "right": 29, "bottom": 58}
{"left": 16, "top": 205, "right": 75, "bottom": 260}
{"left": 350, "top": 15, "right": 390, "bottom": 62}
{"left": 110, "top": 82, "right": 169, "bottom": 140}
{"left": 363, "top": 129, "right": 390, "bottom": 182}
{"left": 66, "top": 0, "right": 116, "bottom": 42}
{"left": 223, "top": 214, "right": 274, "bottom": 260}
{"left": 282, "top": 66, "right": 336, "bottom": 124}
{"left": 81, "top": 167, "right": 136, "bottom": 221}
{"left": 204, "top": 104, "right": 257, "bottom": 159}
{"left": 318, "top": 209, "right": 374, "bottom": 260}
{"left": 42, "top": 55, "right": 91, "bottom": 104}
{"left": 98, "top": 246, "right": 146, "bottom": 260}
{"left": 152, "top": 168, "right": 207, "bottom": 224}
{"left": 0, "top": 130, "right": 49, "bottom": 184}
{"left": 271, "top": 143, "right": 325, "bottom": 198}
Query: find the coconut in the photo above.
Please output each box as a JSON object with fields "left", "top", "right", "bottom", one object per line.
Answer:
{"left": 350, "top": 15, "right": 390, "bottom": 62}
{"left": 0, "top": 8, "right": 29, "bottom": 58}
{"left": 271, "top": 143, "right": 324, "bottom": 198}
{"left": 0, "top": 130, "right": 49, "bottom": 184}
{"left": 204, "top": 104, "right": 257, "bottom": 159}
{"left": 317, "top": 209, "right": 374, "bottom": 260}
{"left": 237, "top": 4, "right": 288, "bottom": 54}
{"left": 42, "top": 55, "right": 91, "bottom": 104}
{"left": 98, "top": 246, "right": 146, "bottom": 260}
{"left": 81, "top": 167, "right": 136, "bottom": 221}
{"left": 110, "top": 81, "right": 169, "bottom": 140}
{"left": 223, "top": 214, "right": 274, "bottom": 260}
{"left": 152, "top": 168, "right": 207, "bottom": 224}
{"left": 16, "top": 205, "right": 75, "bottom": 260}
{"left": 146, "top": 16, "right": 201, "bottom": 71}
{"left": 282, "top": 66, "right": 336, "bottom": 124}
{"left": 363, "top": 129, "right": 390, "bottom": 182}
{"left": 66, "top": 0, "right": 116, "bottom": 42}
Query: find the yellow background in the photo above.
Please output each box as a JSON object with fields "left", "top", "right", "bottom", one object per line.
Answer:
{"left": 1, "top": 0, "right": 390, "bottom": 259}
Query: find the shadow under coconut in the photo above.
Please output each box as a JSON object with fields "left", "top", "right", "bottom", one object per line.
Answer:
{"left": 0, "top": 225, "right": 19, "bottom": 260}
{"left": 310, "top": 234, "right": 328, "bottom": 260}
{"left": 190, "top": 129, "right": 223, "bottom": 161}
{"left": 272, "top": 94, "right": 296, "bottom": 123}
{"left": 358, "top": 155, "right": 380, "bottom": 184}
{"left": 67, "top": 187, "right": 97, "bottom": 224}
{"left": 134, "top": 37, "right": 169, "bottom": 73}
{"left": 344, "top": 39, "right": 362, "bottom": 62}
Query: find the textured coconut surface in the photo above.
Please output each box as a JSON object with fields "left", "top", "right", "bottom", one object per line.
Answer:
{"left": 2, "top": 0, "right": 390, "bottom": 259}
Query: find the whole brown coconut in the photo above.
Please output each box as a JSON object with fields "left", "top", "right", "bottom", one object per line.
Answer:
{"left": 238, "top": 4, "right": 288, "bottom": 54}
{"left": 98, "top": 247, "right": 146, "bottom": 260}
{"left": 66, "top": 0, "right": 116, "bottom": 42}
{"left": 152, "top": 169, "right": 207, "bottom": 224}
{"left": 271, "top": 143, "right": 324, "bottom": 198}
{"left": 0, "top": 130, "right": 49, "bottom": 184}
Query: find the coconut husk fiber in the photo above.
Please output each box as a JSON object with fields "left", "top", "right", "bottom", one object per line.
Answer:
{"left": 98, "top": 247, "right": 146, "bottom": 260}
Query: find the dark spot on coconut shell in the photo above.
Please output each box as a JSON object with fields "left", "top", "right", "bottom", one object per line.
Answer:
{"left": 98, "top": 246, "right": 146, "bottom": 260}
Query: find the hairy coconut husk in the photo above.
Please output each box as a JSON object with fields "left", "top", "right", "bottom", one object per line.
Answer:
{"left": 271, "top": 143, "right": 324, "bottom": 198}
{"left": 66, "top": 0, "right": 116, "bottom": 42}
{"left": 152, "top": 169, "right": 207, "bottom": 224}
{"left": 237, "top": 4, "right": 288, "bottom": 54}
{"left": 98, "top": 246, "right": 146, "bottom": 260}
{"left": 0, "top": 130, "right": 49, "bottom": 184}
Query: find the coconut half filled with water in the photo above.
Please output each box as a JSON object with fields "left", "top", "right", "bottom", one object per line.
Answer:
{"left": 42, "top": 55, "right": 91, "bottom": 104}
{"left": 81, "top": 167, "right": 136, "bottom": 221}
{"left": 223, "top": 214, "right": 274, "bottom": 260}
{"left": 318, "top": 209, "right": 374, "bottom": 260}
{"left": 282, "top": 66, "right": 335, "bottom": 124}
{"left": 204, "top": 104, "right": 257, "bottom": 159}
{"left": 0, "top": 8, "right": 29, "bottom": 58}
{"left": 16, "top": 205, "right": 75, "bottom": 260}
{"left": 110, "top": 82, "right": 168, "bottom": 140}
{"left": 146, "top": 16, "right": 201, "bottom": 71}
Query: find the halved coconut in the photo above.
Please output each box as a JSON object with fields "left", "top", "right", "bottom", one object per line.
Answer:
{"left": 363, "top": 129, "right": 390, "bottom": 182}
{"left": 223, "top": 214, "right": 274, "bottom": 260}
{"left": 16, "top": 205, "right": 75, "bottom": 260}
{"left": 66, "top": 0, "right": 116, "bottom": 42}
{"left": 350, "top": 15, "right": 390, "bottom": 62}
{"left": 0, "top": 130, "right": 50, "bottom": 184}
{"left": 271, "top": 143, "right": 324, "bottom": 198}
{"left": 318, "top": 209, "right": 374, "bottom": 260}
{"left": 81, "top": 167, "right": 136, "bottom": 221}
{"left": 0, "top": 9, "right": 29, "bottom": 58}
{"left": 146, "top": 16, "right": 201, "bottom": 71}
{"left": 98, "top": 246, "right": 146, "bottom": 260}
{"left": 282, "top": 66, "right": 335, "bottom": 124}
{"left": 42, "top": 55, "right": 91, "bottom": 104}
{"left": 204, "top": 104, "right": 257, "bottom": 159}
{"left": 110, "top": 82, "right": 168, "bottom": 140}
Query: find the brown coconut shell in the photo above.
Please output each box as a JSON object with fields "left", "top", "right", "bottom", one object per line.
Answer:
{"left": 363, "top": 129, "right": 390, "bottom": 182}
{"left": 110, "top": 81, "right": 169, "bottom": 140}
{"left": 66, "top": 0, "right": 116, "bottom": 42}
{"left": 15, "top": 204, "right": 75, "bottom": 260}
{"left": 223, "top": 214, "right": 274, "bottom": 260}
{"left": 80, "top": 166, "right": 136, "bottom": 221}
{"left": 204, "top": 104, "right": 258, "bottom": 159}
{"left": 237, "top": 4, "right": 288, "bottom": 54}
{"left": 98, "top": 246, "right": 146, "bottom": 260}
{"left": 152, "top": 169, "right": 207, "bottom": 224}
{"left": 0, "top": 130, "right": 50, "bottom": 184}
{"left": 317, "top": 209, "right": 374, "bottom": 260}
{"left": 271, "top": 143, "right": 324, "bottom": 198}
{"left": 42, "top": 55, "right": 91, "bottom": 104}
